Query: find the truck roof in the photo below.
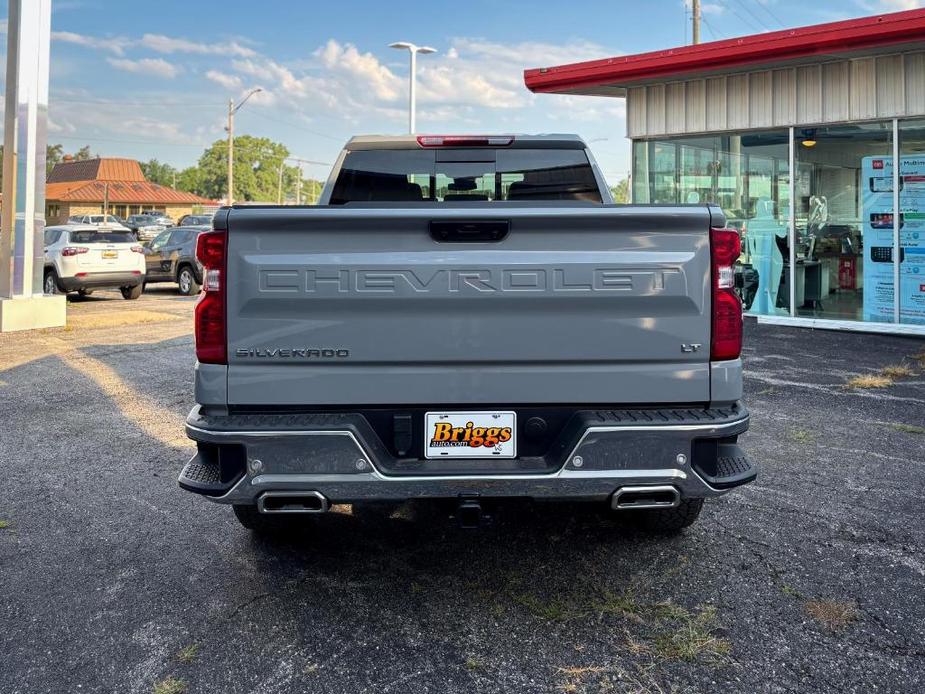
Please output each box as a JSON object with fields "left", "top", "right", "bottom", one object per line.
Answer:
{"left": 344, "top": 134, "right": 588, "bottom": 150}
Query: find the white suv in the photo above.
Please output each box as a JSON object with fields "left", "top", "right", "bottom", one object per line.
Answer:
{"left": 43, "top": 224, "right": 146, "bottom": 299}
{"left": 67, "top": 214, "right": 132, "bottom": 232}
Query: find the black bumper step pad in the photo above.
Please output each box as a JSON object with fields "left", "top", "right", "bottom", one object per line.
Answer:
{"left": 693, "top": 442, "right": 757, "bottom": 489}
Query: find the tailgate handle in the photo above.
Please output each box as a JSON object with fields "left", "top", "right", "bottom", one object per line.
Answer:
{"left": 430, "top": 220, "right": 509, "bottom": 243}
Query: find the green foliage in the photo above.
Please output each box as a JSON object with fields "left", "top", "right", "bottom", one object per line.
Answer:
{"left": 195, "top": 135, "right": 293, "bottom": 202}
{"left": 610, "top": 177, "right": 630, "bottom": 203}
{"left": 140, "top": 159, "right": 179, "bottom": 187}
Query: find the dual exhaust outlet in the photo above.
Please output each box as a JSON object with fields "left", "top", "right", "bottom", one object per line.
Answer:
{"left": 255, "top": 486, "right": 680, "bottom": 516}
{"left": 257, "top": 491, "right": 330, "bottom": 514}
{"left": 610, "top": 485, "right": 680, "bottom": 511}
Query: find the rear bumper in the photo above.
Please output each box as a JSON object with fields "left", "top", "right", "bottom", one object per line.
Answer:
{"left": 180, "top": 403, "right": 755, "bottom": 506}
{"left": 59, "top": 271, "right": 143, "bottom": 291}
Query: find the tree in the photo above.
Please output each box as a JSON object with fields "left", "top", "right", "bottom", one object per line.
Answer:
{"left": 74, "top": 145, "right": 93, "bottom": 161}
{"left": 140, "top": 159, "right": 179, "bottom": 187}
{"left": 46, "top": 144, "right": 64, "bottom": 176}
{"left": 610, "top": 177, "right": 630, "bottom": 204}
{"left": 176, "top": 166, "right": 204, "bottom": 194}
{"left": 195, "top": 135, "right": 290, "bottom": 202}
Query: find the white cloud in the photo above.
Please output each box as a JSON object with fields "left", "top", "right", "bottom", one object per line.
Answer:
{"left": 205, "top": 69, "right": 243, "bottom": 90}
{"left": 860, "top": 0, "right": 925, "bottom": 9}
{"left": 51, "top": 30, "right": 128, "bottom": 55}
{"left": 140, "top": 33, "right": 256, "bottom": 58}
{"left": 314, "top": 39, "right": 403, "bottom": 101}
{"left": 682, "top": 0, "right": 726, "bottom": 14}
{"left": 107, "top": 57, "right": 182, "bottom": 79}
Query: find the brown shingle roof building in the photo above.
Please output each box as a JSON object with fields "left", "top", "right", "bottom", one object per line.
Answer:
{"left": 45, "top": 157, "right": 214, "bottom": 225}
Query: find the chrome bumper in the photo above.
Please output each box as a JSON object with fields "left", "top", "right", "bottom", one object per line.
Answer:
{"left": 180, "top": 404, "right": 753, "bottom": 505}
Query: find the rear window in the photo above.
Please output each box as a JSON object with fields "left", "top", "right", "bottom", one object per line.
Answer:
{"left": 70, "top": 231, "right": 135, "bottom": 244}
{"left": 330, "top": 148, "right": 602, "bottom": 204}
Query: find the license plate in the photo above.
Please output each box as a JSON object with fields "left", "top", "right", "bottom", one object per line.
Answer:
{"left": 424, "top": 411, "right": 516, "bottom": 459}
{"left": 102, "top": 250, "right": 117, "bottom": 259}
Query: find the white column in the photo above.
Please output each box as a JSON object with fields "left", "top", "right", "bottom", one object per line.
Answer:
{"left": 409, "top": 50, "right": 417, "bottom": 134}
{"left": 788, "top": 126, "right": 796, "bottom": 317}
{"left": 0, "top": 0, "right": 65, "bottom": 331}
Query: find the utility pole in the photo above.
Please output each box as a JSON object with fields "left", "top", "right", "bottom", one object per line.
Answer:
{"left": 277, "top": 161, "right": 284, "bottom": 204}
{"left": 692, "top": 0, "right": 701, "bottom": 44}
{"left": 296, "top": 164, "right": 302, "bottom": 205}
{"left": 226, "top": 99, "right": 234, "bottom": 205}
{"left": 225, "top": 88, "right": 262, "bottom": 206}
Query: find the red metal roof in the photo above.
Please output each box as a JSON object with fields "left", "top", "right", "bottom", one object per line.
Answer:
{"left": 524, "top": 8, "right": 925, "bottom": 95}
{"left": 47, "top": 157, "right": 146, "bottom": 183}
{"left": 46, "top": 180, "right": 212, "bottom": 205}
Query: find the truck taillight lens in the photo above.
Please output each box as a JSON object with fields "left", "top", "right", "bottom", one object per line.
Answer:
{"left": 195, "top": 230, "right": 227, "bottom": 364}
{"left": 710, "top": 228, "right": 742, "bottom": 362}
{"left": 62, "top": 247, "right": 89, "bottom": 256}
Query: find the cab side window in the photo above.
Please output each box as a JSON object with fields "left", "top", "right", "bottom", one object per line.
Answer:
{"left": 149, "top": 230, "right": 170, "bottom": 251}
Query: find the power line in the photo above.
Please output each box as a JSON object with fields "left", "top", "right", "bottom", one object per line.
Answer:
{"left": 733, "top": 0, "right": 773, "bottom": 32}
{"left": 754, "top": 0, "right": 787, "bottom": 28}
{"left": 702, "top": 15, "right": 725, "bottom": 40}
{"left": 720, "top": 1, "right": 766, "bottom": 33}
{"left": 244, "top": 110, "right": 348, "bottom": 143}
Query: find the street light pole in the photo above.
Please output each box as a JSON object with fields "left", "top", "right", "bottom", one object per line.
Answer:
{"left": 388, "top": 42, "right": 436, "bottom": 133}
{"left": 225, "top": 87, "right": 262, "bottom": 206}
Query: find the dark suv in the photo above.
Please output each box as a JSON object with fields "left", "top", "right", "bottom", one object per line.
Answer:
{"left": 143, "top": 226, "right": 205, "bottom": 295}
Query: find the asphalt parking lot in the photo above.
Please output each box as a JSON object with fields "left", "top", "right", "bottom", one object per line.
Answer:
{"left": 2, "top": 290, "right": 924, "bottom": 694}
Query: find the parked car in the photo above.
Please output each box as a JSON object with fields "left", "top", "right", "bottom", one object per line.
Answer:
{"left": 178, "top": 134, "right": 755, "bottom": 536}
{"left": 143, "top": 226, "right": 205, "bottom": 295}
{"left": 140, "top": 210, "right": 175, "bottom": 227}
{"left": 177, "top": 214, "right": 213, "bottom": 227}
{"left": 67, "top": 214, "right": 132, "bottom": 232}
{"left": 43, "top": 224, "right": 145, "bottom": 299}
{"left": 125, "top": 214, "right": 166, "bottom": 242}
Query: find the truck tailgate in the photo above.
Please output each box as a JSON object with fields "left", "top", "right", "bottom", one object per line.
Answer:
{"left": 224, "top": 205, "right": 717, "bottom": 406}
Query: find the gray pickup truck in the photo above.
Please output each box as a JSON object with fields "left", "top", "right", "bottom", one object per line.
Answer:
{"left": 179, "top": 134, "right": 755, "bottom": 534}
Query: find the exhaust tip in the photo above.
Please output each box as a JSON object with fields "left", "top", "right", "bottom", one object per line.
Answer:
{"left": 611, "top": 485, "right": 680, "bottom": 511}
{"left": 258, "top": 491, "right": 330, "bottom": 514}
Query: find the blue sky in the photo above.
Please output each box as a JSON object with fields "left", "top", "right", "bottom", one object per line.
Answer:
{"left": 1, "top": 0, "right": 921, "bottom": 184}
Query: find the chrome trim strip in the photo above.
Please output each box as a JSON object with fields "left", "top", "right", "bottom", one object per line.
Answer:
{"left": 257, "top": 490, "right": 329, "bottom": 514}
{"left": 611, "top": 485, "right": 680, "bottom": 510}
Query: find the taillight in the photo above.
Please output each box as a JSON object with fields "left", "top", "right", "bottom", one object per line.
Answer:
{"left": 131, "top": 245, "right": 143, "bottom": 254}
{"left": 416, "top": 135, "right": 514, "bottom": 147}
{"left": 62, "top": 247, "right": 89, "bottom": 256}
{"left": 710, "top": 228, "right": 743, "bottom": 361}
{"left": 194, "top": 230, "right": 227, "bottom": 364}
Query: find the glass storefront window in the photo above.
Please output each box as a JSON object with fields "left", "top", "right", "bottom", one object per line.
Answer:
{"left": 630, "top": 131, "right": 790, "bottom": 316}
{"left": 794, "top": 122, "right": 894, "bottom": 323}
{"left": 899, "top": 119, "right": 925, "bottom": 326}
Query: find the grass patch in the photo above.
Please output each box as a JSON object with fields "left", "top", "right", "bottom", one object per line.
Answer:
{"left": 512, "top": 592, "right": 585, "bottom": 622}
{"left": 554, "top": 665, "right": 609, "bottom": 693}
{"left": 464, "top": 656, "right": 482, "bottom": 671}
{"left": 805, "top": 599, "right": 858, "bottom": 630}
{"left": 652, "top": 605, "right": 732, "bottom": 664}
{"left": 881, "top": 364, "right": 916, "bottom": 379}
{"left": 781, "top": 584, "right": 804, "bottom": 599}
{"left": 890, "top": 422, "right": 925, "bottom": 435}
{"left": 0, "top": 520, "right": 10, "bottom": 530}
{"left": 176, "top": 643, "right": 199, "bottom": 664}
{"left": 153, "top": 677, "right": 187, "bottom": 694}
{"left": 913, "top": 351, "right": 925, "bottom": 367}
{"left": 845, "top": 374, "right": 893, "bottom": 389}
{"left": 789, "top": 428, "right": 814, "bottom": 444}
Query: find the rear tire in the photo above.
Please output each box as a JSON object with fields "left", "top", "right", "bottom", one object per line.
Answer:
{"left": 633, "top": 498, "right": 704, "bottom": 534}
{"left": 176, "top": 265, "right": 201, "bottom": 296}
{"left": 43, "top": 270, "right": 59, "bottom": 295}
{"left": 121, "top": 284, "right": 143, "bottom": 300}
{"left": 232, "top": 504, "right": 306, "bottom": 534}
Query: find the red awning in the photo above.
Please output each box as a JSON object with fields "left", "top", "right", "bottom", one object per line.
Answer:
{"left": 524, "top": 8, "right": 925, "bottom": 95}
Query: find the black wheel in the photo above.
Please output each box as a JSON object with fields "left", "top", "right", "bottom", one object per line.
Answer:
{"left": 77, "top": 288, "right": 94, "bottom": 297}
{"left": 43, "top": 270, "right": 59, "bottom": 295}
{"left": 176, "top": 265, "right": 201, "bottom": 295}
{"left": 121, "top": 284, "right": 143, "bottom": 300}
{"left": 232, "top": 504, "right": 307, "bottom": 534}
{"left": 632, "top": 498, "right": 704, "bottom": 534}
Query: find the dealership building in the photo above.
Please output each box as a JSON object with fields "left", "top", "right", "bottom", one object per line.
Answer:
{"left": 526, "top": 8, "right": 925, "bottom": 335}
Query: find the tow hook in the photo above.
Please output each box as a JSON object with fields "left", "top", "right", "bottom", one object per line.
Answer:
{"left": 454, "top": 496, "right": 491, "bottom": 529}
